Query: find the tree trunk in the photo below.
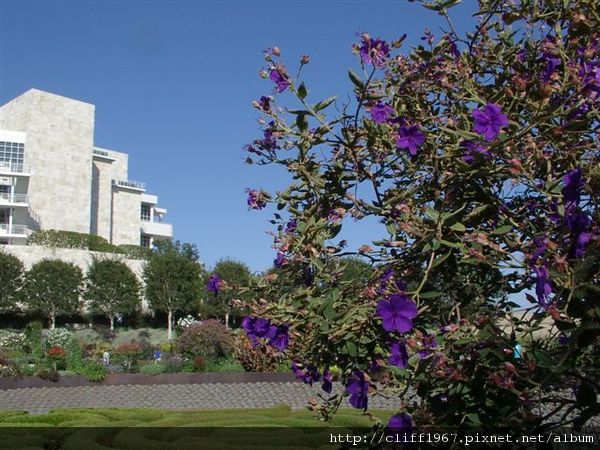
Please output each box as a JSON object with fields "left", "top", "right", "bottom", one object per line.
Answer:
{"left": 49, "top": 312, "right": 56, "bottom": 330}
{"left": 167, "top": 310, "right": 173, "bottom": 341}
{"left": 109, "top": 316, "right": 114, "bottom": 331}
{"left": 224, "top": 311, "right": 230, "bottom": 329}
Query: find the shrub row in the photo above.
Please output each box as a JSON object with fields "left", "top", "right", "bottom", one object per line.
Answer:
{"left": 27, "top": 230, "right": 152, "bottom": 260}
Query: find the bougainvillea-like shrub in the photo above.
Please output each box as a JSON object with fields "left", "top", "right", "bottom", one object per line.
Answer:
{"left": 241, "top": 0, "right": 599, "bottom": 433}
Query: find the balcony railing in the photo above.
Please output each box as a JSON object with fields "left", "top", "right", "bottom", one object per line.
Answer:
{"left": 0, "top": 162, "right": 30, "bottom": 174}
{"left": 93, "top": 149, "right": 110, "bottom": 157}
{"left": 0, "top": 193, "right": 28, "bottom": 204}
{"left": 112, "top": 179, "right": 146, "bottom": 191}
{"left": 0, "top": 224, "right": 30, "bottom": 236}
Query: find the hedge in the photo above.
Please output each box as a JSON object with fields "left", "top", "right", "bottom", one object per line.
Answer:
{"left": 27, "top": 230, "right": 151, "bottom": 260}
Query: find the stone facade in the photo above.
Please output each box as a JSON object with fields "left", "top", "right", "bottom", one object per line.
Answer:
{"left": 0, "top": 89, "right": 172, "bottom": 247}
{"left": 0, "top": 89, "right": 93, "bottom": 233}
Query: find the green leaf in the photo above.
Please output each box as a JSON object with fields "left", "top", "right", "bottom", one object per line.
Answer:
{"left": 348, "top": 69, "right": 364, "bottom": 89}
{"left": 491, "top": 225, "right": 512, "bottom": 235}
{"left": 386, "top": 222, "right": 397, "bottom": 235}
{"left": 440, "top": 239, "right": 462, "bottom": 249}
{"left": 449, "top": 222, "right": 466, "bottom": 232}
{"left": 425, "top": 206, "right": 440, "bottom": 221}
{"left": 314, "top": 96, "right": 336, "bottom": 111}
{"left": 419, "top": 291, "right": 444, "bottom": 299}
{"left": 345, "top": 341, "right": 358, "bottom": 357}
{"left": 297, "top": 82, "right": 307, "bottom": 100}
{"left": 296, "top": 113, "right": 308, "bottom": 132}
{"left": 431, "top": 250, "right": 452, "bottom": 268}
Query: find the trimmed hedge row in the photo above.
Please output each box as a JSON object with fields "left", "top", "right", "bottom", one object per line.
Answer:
{"left": 27, "top": 230, "right": 151, "bottom": 260}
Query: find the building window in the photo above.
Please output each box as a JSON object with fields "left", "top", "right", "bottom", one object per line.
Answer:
{"left": 0, "top": 141, "right": 25, "bottom": 170}
{"left": 141, "top": 204, "right": 151, "bottom": 221}
{"left": 140, "top": 234, "right": 151, "bottom": 248}
{"left": 0, "top": 208, "right": 9, "bottom": 224}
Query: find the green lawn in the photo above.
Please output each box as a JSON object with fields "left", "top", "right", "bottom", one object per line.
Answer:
{"left": 0, "top": 406, "right": 394, "bottom": 449}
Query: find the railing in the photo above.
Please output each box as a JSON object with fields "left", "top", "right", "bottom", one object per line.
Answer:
{"left": 0, "top": 224, "right": 30, "bottom": 236}
{"left": 93, "top": 149, "right": 110, "bottom": 157}
{"left": 0, "top": 161, "right": 29, "bottom": 174}
{"left": 0, "top": 193, "right": 28, "bottom": 204}
{"left": 112, "top": 179, "right": 146, "bottom": 191}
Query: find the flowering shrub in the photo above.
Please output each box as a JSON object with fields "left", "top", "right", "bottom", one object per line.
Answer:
{"left": 0, "top": 350, "right": 20, "bottom": 378}
{"left": 244, "top": 0, "right": 599, "bottom": 432}
{"left": 47, "top": 346, "right": 66, "bottom": 359}
{"left": 0, "top": 331, "right": 27, "bottom": 350}
{"left": 177, "top": 319, "right": 234, "bottom": 358}
{"left": 45, "top": 328, "right": 73, "bottom": 350}
{"left": 176, "top": 314, "right": 200, "bottom": 332}
{"left": 233, "top": 332, "right": 282, "bottom": 373}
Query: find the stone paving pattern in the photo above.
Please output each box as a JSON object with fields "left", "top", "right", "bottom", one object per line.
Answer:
{"left": 0, "top": 382, "right": 401, "bottom": 414}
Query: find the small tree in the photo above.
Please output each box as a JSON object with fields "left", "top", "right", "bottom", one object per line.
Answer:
{"left": 85, "top": 258, "right": 140, "bottom": 330}
{"left": 0, "top": 251, "right": 24, "bottom": 312}
{"left": 23, "top": 259, "right": 83, "bottom": 329}
{"left": 144, "top": 241, "right": 203, "bottom": 340}
{"left": 203, "top": 258, "right": 252, "bottom": 328}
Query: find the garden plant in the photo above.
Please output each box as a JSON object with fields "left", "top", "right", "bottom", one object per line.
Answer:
{"left": 242, "top": 0, "right": 599, "bottom": 433}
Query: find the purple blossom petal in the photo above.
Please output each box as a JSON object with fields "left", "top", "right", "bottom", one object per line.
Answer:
{"left": 472, "top": 103, "right": 509, "bottom": 141}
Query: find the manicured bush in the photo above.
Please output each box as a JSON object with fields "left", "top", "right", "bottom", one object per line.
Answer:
{"left": 0, "top": 251, "right": 24, "bottom": 312}
{"left": 36, "top": 368, "right": 59, "bottom": 382}
{"left": 177, "top": 320, "right": 234, "bottom": 358}
{"left": 28, "top": 230, "right": 151, "bottom": 259}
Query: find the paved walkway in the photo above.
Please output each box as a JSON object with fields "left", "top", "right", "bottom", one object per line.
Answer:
{"left": 0, "top": 382, "right": 400, "bottom": 414}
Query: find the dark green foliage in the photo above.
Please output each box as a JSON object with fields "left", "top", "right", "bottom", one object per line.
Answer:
{"left": 80, "top": 361, "right": 107, "bottom": 382}
{"left": 27, "top": 230, "right": 150, "bottom": 260}
{"left": 201, "top": 258, "right": 252, "bottom": 323}
{"left": 177, "top": 319, "right": 234, "bottom": 358}
{"left": 0, "top": 251, "right": 24, "bottom": 311}
{"left": 25, "top": 321, "right": 43, "bottom": 358}
{"left": 23, "top": 260, "right": 83, "bottom": 329}
{"left": 144, "top": 242, "right": 204, "bottom": 339}
{"left": 85, "top": 258, "right": 140, "bottom": 330}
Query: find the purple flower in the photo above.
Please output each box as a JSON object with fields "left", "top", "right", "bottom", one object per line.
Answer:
{"left": 461, "top": 140, "right": 489, "bottom": 164}
{"left": 274, "top": 252, "right": 287, "bottom": 268}
{"left": 268, "top": 324, "right": 289, "bottom": 351}
{"left": 396, "top": 125, "right": 425, "bottom": 156}
{"left": 542, "top": 54, "right": 561, "bottom": 82}
{"left": 246, "top": 188, "right": 267, "bottom": 210}
{"left": 472, "top": 103, "right": 509, "bottom": 141}
{"left": 269, "top": 68, "right": 290, "bottom": 93}
{"left": 206, "top": 273, "right": 221, "bottom": 294}
{"left": 580, "top": 60, "right": 600, "bottom": 92}
{"left": 388, "top": 341, "right": 409, "bottom": 369}
{"left": 346, "top": 369, "right": 369, "bottom": 410}
{"left": 566, "top": 210, "right": 592, "bottom": 258}
{"left": 377, "top": 294, "right": 418, "bottom": 334}
{"left": 285, "top": 219, "right": 297, "bottom": 233}
{"left": 254, "top": 318, "right": 271, "bottom": 337}
{"left": 370, "top": 102, "right": 394, "bottom": 124}
{"left": 359, "top": 34, "right": 390, "bottom": 68}
{"left": 377, "top": 268, "right": 395, "bottom": 295}
{"left": 533, "top": 266, "right": 552, "bottom": 307}
{"left": 528, "top": 237, "right": 548, "bottom": 267}
{"left": 322, "top": 369, "right": 333, "bottom": 394}
{"left": 292, "top": 364, "right": 320, "bottom": 385}
{"left": 388, "top": 413, "right": 413, "bottom": 437}
{"left": 562, "top": 168, "right": 583, "bottom": 211}
{"left": 256, "top": 96, "right": 271, "bottom": 113}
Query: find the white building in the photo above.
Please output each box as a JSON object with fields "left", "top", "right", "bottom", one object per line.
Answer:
{"left": 0, "top": 89, "right": 172, "bottom": 247}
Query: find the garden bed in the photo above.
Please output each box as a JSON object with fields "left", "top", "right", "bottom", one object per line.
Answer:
{"left": 0, "top": 371, "right": 297, "bottom": 390}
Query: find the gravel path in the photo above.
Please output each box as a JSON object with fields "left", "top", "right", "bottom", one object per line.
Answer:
{"left": 0, "top": 382, "right": 400, "bottom": 414}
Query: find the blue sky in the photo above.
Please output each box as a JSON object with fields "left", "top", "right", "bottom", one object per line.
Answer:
{"left": 0, "top": 0, "right": 478, "bottom": 272}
